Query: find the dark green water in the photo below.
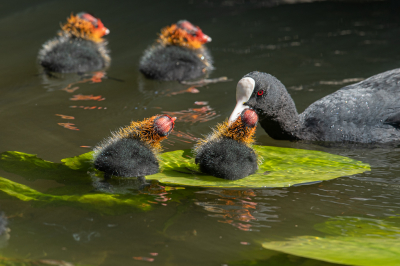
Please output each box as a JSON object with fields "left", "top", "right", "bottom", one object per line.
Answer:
{"left": 0, "top": 0, "right": 399, "bottom": 265}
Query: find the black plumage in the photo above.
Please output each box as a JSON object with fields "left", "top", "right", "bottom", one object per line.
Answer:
{"left": 140, "top": 45, "right": 212, "bottom": 81}
{"left": 93, "top": 115, "right": 175, "bottom": 178}
{"left": 240, "top": 70, "right": 400, "bottom": 144}
{"left": 195, "top": 138, "right": 258, "bottom": 180}
{"left": 39, "top": 38, "right": 109, "bottom": 73}
{"left": 94, "top": 138, "right": 159, "bottom": 178}
{"left": 195, "top": 108, "right": 259, "bottom": 180}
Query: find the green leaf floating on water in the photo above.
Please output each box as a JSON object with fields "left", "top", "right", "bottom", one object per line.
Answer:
{"left": 315, "top": 216, "right": 400, "bottom": 238}
{"left": 0, "top": 175, "right": 152, "bottom": 214}
{"left": 0, "top": 151, "right": 152, "bottom": 214}
{"left": 150, "top": 145, "right": 370, "bottom": 188}
{"left": 0, "top": 146, "right": 370, "bottom": 189}
{"left": 262, "top": 216, "right": 400, "bottom": 266}
{"left": 0, "top": 256, "right": 82, "bottom": 266}
{"left": 0, "top": 151, "right": 92, "bottom": 185}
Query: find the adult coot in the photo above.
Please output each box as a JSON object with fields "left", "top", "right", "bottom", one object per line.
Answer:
{"left": 94, "top": 115, "right": 176, "bottom": 178}
{"left": 38, "top": 12, "right": 110, "bottom": 73}
{"left": 229, "top": 70, "right": 400, "bottom": 144}
{"left": 195, "top": 108, "right": 259, "bottom": 180}
{"left": 139, "top": 20, "right": 213, "bottom": 81}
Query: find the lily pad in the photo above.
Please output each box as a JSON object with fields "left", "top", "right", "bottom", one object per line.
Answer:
{"left": 261, "top": 216, "right": 400, "bottom": 266}
{"left": 315, "top": 216, "right": 400, "bottom": 238}
{"left": 0, "top": 256, "right": 80, "bottom": 266}
{"left": 0, "top": 151, "right": 92, "bottom": 185}
{"left": 0, "top": 151, "right": 195, "bottom": 214}
{"left": 150, "top": 145, "right": 370, "bottom": 188}
{"left": 0, "top": 176, "right": 152, "bottom": 214}
{"left": 0, "top": 146, "right": 370, "bottom": 190}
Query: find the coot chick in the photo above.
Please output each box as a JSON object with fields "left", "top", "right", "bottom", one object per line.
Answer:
{"left": 93, "top": 115, "right": 176, "bottom": 178}
{"left": 230, "top": 70, "right": 400, "bottom": 144}
{"left": 38, "top": 12, "right": 110, "bottom": 73}
{"left": 195, "top": 109, "right": 259, "bottom": 180}
{"left": 139, "top": 20, "right": 213, "bottom": 81}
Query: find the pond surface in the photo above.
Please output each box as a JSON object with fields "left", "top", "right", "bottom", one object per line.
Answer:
{"left": 0, "top": 0, "right": 400, "bottom": 265}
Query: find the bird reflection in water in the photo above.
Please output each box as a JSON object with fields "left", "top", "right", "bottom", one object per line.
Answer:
{"left": 161, "top": 103, "right": 218, "bottom": 145}
{"left": 170, "top": 130, "right": 199, "bottom": 144}
{"left": 70, "top": 94, "right": 105, "bottom": 101}
{"left": 195, "top": 189, "right": 257, "bottom": 231}
{"left": 61, "top": 71, "right": 106, "bottom": 92}
{"left": 164, "top": 86, "right": 199, "bottom": 97}
{"left": 140, "top": 180, "right": 174, "bottom": 206}
{"left": 51, "top": 72, "right": 110, "bottom": 132}
{"left": 55, "top": 114, "right": 78, "bottom": 130}
{"left": 41, "top": 71, "right": 107, "bottom": 92}
{"left": 55, "top": 114, "right": 74, "bottom": 119}
{"left": 93, "top": 177, "right": 179, "bottom": 207}
{"left": 42, "top": 71, "right": 109, "bottom": 132}
{"left": 70, "top": 106, "right": 107, "bottom": 110}
{"left": 163, "top": 105, "right": 219, "bottom": 125}
{"left": 57, "top": 122, "right": 79, "bottom": 131}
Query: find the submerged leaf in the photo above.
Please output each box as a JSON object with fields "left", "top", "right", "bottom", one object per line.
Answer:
{"left": 262, "top": 236, "right": 400, "bottom": 266}
{"left": 0, "top": 176, "right": 151, "bottom": 214}
{"left": 262, "top": 216, "right": 400, "bottom": 266}
{"left": 0, "top": 256, "right": 79, "bottom": 266}
{"left": 149, "top": 145, "right": 370, "bottom": 188}
{"left": 228, "top": 251, "right": 343, "bottom": 266}
{"left": 0, "top": 151, "right": 92, "bottom": 185}
{"left": 315, "top": 216, "right": 400, "bottom": 239}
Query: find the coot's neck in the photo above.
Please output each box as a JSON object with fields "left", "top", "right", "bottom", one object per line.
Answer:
{"left": 258, "top": 93, "right": 301, "bottom": 140}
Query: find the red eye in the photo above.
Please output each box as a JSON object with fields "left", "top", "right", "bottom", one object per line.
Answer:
{"left": 257, "top": 90, "right": 264, "bottom": 96}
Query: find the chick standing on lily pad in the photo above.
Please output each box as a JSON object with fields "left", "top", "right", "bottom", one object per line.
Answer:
{"left": 194, "top": 108, "right": 259, "bottom": 180}
{"left": 93, "top": 115, "right": 176, "bottom": 178}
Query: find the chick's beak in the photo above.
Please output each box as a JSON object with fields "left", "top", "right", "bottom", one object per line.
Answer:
{"left": 197, "top": 31, "right": 211, "bottom": 43}
{"left": 203, "top": 34, "right": 212, "bottom": 43}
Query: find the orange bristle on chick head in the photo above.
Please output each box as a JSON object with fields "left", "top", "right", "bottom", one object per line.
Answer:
{"left": 60, "top": 12, "right": 109, "bottom": 43}
{"left": 221, "top": 108, "right": 258, "bottom": 145}
{"left": 196, "top": 108, "right": 258, "bottom": 151}
{"left": 117, "top": 115, "right": 176, "bottom": 152}
{"left": 158, "top": 20, "right": 211, "bottom": 49}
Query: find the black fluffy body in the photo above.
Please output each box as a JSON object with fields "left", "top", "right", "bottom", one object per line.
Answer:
{"left": 195, "top": 138, "right": 258, "bottom": 180}
{"left": 139, "top": 44, "right": 213, "bottom": 81}
{"left": 39, "top": 37, "right": 109, "bottom": 73}
{"left": 244, "top": 69, "right": 400, "bottom": 144}
{"left": 94, "top": 138, "right": 159, "bottom": 177}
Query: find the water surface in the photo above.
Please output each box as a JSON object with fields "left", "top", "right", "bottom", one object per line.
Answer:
{"left": 0, "top": 1, "right": 399, "bottom": 265}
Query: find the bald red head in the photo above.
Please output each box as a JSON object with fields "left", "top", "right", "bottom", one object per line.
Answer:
{"left": 77, "top": 12, "right": 110, "bottom": 37}
{"left": 154, "top": 115, "right": 176, "bottom": 136}
{"left": 176, "top": 20, "right": 211, "bottom": 44}
{"left": 241, "top": 109, "right": 258, "bottom": 128}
